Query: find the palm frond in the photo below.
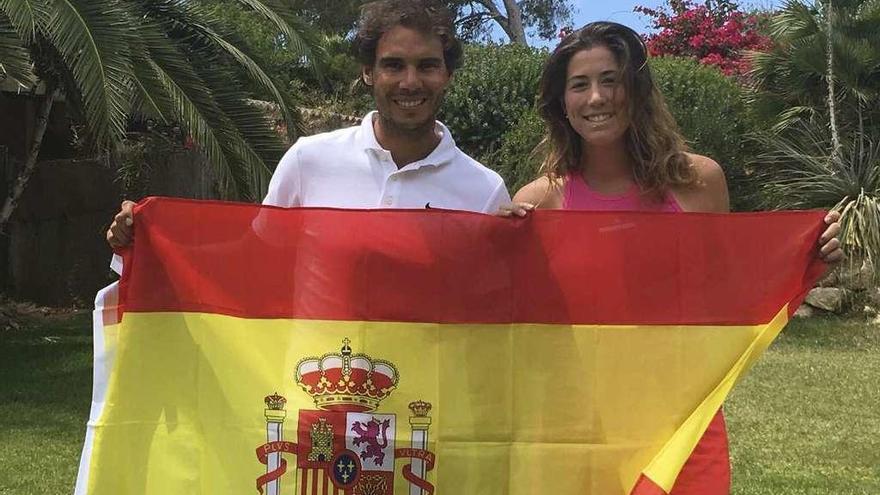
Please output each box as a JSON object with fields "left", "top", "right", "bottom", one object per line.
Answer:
{"left": 0, "top": 11, "right": 34, "bottom": 86}
{"left": 145, "top": 30, "right": 282, "bottom": 200}
{"left": 769, "top": 106, "right": 819, "bottom": 134}
{"left": 771, "top": 1, "right": 820, "bottom": 40}
{"left": 43, "top": 0, "right": 134, "bottom": 148}
{"left": 836, "top": 192, "right": 880, "bottom": 274}
{"left": 234, "top": 0, "right": 324, "bottom": 75}
{"left": 752, "top": 123, "right": 880, "bottom": 280}
{"left": 211, "top": 93, "right": 279, "bottom": 197}
{"left": 139, "top": 0, "right": 306, "bottom": 139}
{"left": 144, "top": 48, "right": 239, "bottom": 196}
{"left": 190, "top": 49, "right": 283, "bottom": 197}
{"left": 130, "top": 53, "right": 172, "bottom": 124}
{"left": 197, "top": 27, "right": 298, "bottom": 137}
{"left": 0, "top": 0, "right": 44, "bottom": 42}
{"left": 141, "top": 0, "right": 300, "bottom": 141}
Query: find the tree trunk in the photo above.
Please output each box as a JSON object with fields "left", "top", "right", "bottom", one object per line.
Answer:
{"left": 825, "top": 0, "right": 841, "bottom": 158}
{"left": 476, "top": 0, "right": 529, "bottom": 45}
{"left": 500, "top": 0, "right": 527, "bottom": 45}
{"left": 0, "top": 83, "right": 60, "bottom": 231}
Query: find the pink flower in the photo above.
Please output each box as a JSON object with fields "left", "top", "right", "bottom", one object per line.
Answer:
{"left": 689, "top": 34, "right": 706, "bottom": 48}
{"left": 637, "top": 2, "right": 771, "bottom": 77}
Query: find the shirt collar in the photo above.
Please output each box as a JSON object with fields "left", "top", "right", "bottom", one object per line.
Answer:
{"left": 358, "top": 111, "right": 456, "bottom": 169}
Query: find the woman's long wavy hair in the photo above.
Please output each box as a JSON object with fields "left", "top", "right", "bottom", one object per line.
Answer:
{"left": 537, "top": 22, "right": 696, "bottom": 194}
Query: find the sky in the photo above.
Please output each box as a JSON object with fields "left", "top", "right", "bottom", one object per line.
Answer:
{"left": 528, "top": 0, "right": 781, "bottom": 47}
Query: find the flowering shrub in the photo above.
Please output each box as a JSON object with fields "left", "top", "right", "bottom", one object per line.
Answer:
{"left": 636, "top": 1, "right": 770, "bottom": 76}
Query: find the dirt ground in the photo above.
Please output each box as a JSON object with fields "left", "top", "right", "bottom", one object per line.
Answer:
{"left": 0, "top": 296, "right": 83, "bottom": 332}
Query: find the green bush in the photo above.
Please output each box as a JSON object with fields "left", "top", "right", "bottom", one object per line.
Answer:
{"left": 295, "top": 36, "right": 374, "bottom": 118}
{"left": 484, "top": 109, "right": 545, "bottom": 193}
{"left": 439, "top": 44, "right": 547, "bottom": 161}
{"left": 649, "top": 56, "right": 761, "bottom": 210}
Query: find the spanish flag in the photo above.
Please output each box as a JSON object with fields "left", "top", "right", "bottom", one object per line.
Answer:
{"left": 75, "top": 198, "right": 826, "bottom": 495}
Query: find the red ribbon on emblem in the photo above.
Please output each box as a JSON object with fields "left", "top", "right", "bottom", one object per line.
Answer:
{"left": 396, "top": 448, "right": 436, "bottom": 495}
{"left": 255, "top": 441, "right": 300, "bottom": 493}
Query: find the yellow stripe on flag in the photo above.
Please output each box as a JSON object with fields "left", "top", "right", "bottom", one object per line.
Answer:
{"left": 86, "top": 313, "right": 774, "bottom": 494}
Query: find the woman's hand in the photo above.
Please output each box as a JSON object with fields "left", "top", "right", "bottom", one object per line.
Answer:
{"left": 819, "top": 211, "right": 844, "bottom": 264}
{"left": 494, "top": 202, "right": 535, "bottom": 218}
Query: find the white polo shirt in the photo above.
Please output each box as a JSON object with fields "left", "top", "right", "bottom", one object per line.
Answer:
{"left": 263, "top": 111, "right": 510, "bottom": 213}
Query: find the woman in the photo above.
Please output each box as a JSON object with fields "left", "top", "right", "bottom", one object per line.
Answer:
{"left": 500, "top": 22, "right": 843, "bottom": 494}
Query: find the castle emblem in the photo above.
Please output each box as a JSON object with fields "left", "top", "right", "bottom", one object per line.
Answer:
{"left": 255, "top": 339, "right": 435, "bottom": 495}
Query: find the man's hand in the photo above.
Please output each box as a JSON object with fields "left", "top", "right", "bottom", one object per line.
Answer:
{"left": 106, "top": 200, "right": 136, "bottom": 249}
{"left": 819, "top": 211, "right": 844, "bottom": 264}
{"left": 494, "top": 202, "right": 535, "bottom": 218}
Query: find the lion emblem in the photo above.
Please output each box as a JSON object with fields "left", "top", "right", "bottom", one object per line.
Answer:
{"left": 351, "top": 417, "right": 391, "bottom": 466}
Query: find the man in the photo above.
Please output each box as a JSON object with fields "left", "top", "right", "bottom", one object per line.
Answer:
{"left": 107, "top": 0, "right": 509, "bottom": 247}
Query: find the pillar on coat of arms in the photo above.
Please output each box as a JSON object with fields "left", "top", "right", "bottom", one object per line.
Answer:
{"left": 408, "top": 400, "right": 432, "bottom": 495}
{"left": 264, "top": 393, "right": 287, "bottom": 495}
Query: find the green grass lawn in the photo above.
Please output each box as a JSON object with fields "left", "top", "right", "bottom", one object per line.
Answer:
{"left": 0, "top": 310, "right": 93, "bottom": 495}
{"left": 727, "top": 317, "right": 880, "bottom": 494}
{"left": 1, "top": 312, "right": 878, "bottom": 494}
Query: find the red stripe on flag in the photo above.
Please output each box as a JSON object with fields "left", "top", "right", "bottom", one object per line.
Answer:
{"left": 119, "top": 198, "right": 827, "bottom": 325}
{"left": 311, "top": 469, "right": 318, "bottom": 495}
{"left": 300, "top": 469, "right": 307, "bottom": 495}
{"left": 630, "top": 474, "right": 669, "bottom": 495}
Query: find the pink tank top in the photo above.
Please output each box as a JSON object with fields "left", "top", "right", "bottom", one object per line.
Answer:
{"left": 562, "top": 172, "right": 682, "bottom": 212}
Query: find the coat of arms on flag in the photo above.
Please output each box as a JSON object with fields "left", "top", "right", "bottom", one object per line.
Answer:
{"left": 256, "top": 338, "right": 435, "bottom": 495}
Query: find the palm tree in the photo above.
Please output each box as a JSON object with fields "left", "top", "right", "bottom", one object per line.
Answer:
{"left": 749, "top": 0, "right": 880, "bottom": 282}
{"left": 748, "top": 0, "right": 880, "bottom": 136}
{"left": 0, "top": 0, "right": 320, "bottom": 229}
{"left": 824, "top": 0, "right": 841, "bottom": 155}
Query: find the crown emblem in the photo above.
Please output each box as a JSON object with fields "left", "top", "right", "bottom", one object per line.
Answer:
{"left": 295, "top": 338, "right": 399, "bottom": 412}
{"left": 264, "top": 392, "right": 287, "bottom": 411}
{"left": 408, "top": 400, "right": 432, "bottom": 418}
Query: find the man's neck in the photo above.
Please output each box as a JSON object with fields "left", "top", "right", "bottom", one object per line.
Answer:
{"left": 373, "top": 114, "right": 442, "bottom": 168}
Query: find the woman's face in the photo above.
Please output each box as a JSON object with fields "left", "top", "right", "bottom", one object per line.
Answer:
{"left": 562, "top": 46, "right": 630, "bottom": 148}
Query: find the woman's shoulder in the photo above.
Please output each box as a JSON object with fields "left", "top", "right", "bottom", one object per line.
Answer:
{"left": 670, "top": 153, "right": 730, "bottom": 213}
{"left": 686, "top": 153, "right": 725, "bottom": 183}
{"left": 513, "top": 176, "right": 565, "bottom": 209}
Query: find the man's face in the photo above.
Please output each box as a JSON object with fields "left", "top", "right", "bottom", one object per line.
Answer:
{"left": 363, "top": 26, "right": 452, "bottom": 135}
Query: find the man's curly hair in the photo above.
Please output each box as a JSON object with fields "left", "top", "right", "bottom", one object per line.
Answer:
{"left": 354, "top": 0, "right": 463, "bottom": 73}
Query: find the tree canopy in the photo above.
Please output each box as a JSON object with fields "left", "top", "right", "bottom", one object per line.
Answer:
{"left": 0, "top": 0, "right": 321, "bottom": 228}
{"left": 237, "top": 0, "right": 574, "bottom": 45}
